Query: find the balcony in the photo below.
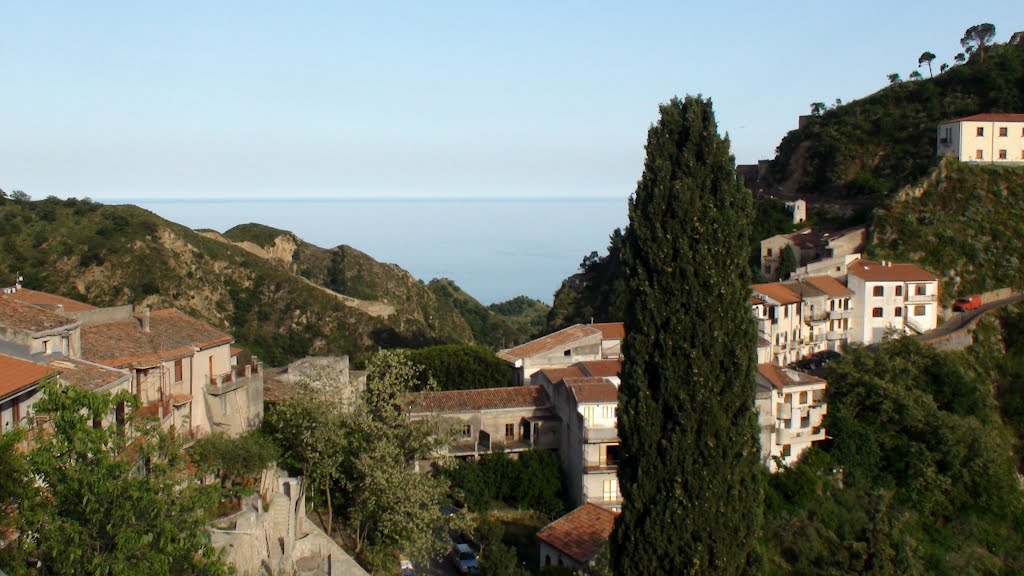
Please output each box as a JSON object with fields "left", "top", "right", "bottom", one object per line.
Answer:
{"left": 828, "top": 309, "right": 852, "bottom": 320}
{"left": 583, "top": 459, "right": 619, "bottom": 473}
{"left": 587, "top": 496, "right": 623, "bottom": 508}
{"left": 208, "top": 360, "right": 263, "bottom": 396}
{"left": 583, "top": 425, "right": 619, "bottom": 443}
{"left": 776, "top": 426, "right": 826, "bottom": 445}
{"left": 826, "top": 331, "right": 846, "bottom": 341}
{"left": 806, "top": 314, "right": 828, "bottom": 325}
{"left": 905, "top": 292, "right": 936, "bottom": 303}
{"left": 776, "top": 403, "right": 792, "bottom": 420}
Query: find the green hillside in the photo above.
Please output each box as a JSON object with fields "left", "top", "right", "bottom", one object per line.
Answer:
{"left": 871, "top": 159, "right": 1024, "bottom": 298}
{"left": 771, "top": 41, "right": 1024, "bottom": 201}
{"left": 0, "top": 196, "right": 482, "bottom": 365}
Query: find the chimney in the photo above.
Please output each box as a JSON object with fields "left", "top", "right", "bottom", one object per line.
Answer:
{"left": 142, "top": 307, "right": 151, "bottom": 333}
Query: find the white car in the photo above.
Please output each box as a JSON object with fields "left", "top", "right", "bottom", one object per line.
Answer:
{"left": 450, "top": 543, "right": 480, "bottom": 575}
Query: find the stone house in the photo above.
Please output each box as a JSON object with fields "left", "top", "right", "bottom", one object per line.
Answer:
{"left": 404, "top": 385, "right": 559, "bottom": 464}
{"left": 82, "top": 307, "right": 264, "bottom": 438}
{"left": 590, "top": 322, "right": 624, "bottom": 359}
{"left": 0, "top": 296, "right": 83, "bottom": 359}
{"left": 0, "top": 353, "right": 51, "bottom": 434}
{"left": 937, "top": 113, "right": 1024, "bottom": 163}
{"left": 847, "top": 259, "right": 939, "bottom": 344}
{"left": 536, "top": 503, "right": 616, "bottom": 572}
{"left": 498, "top": 324, "right": 603, "bottom": 386}
{"left": 755, "top": 364, "right": 828, "bottom": 471}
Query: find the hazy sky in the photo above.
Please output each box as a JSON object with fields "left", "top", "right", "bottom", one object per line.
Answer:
{"left": 2, "top": 2, "right": 1021, "bottom": 200}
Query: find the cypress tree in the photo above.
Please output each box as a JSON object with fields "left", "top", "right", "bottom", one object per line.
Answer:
{"left": 610, "top": 96, "right": 762, "bottom": 575}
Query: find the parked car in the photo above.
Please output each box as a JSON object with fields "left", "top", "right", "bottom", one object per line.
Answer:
{"left": 953, "top": 295, "right": 983, "bottom": 312}
{"left": 450, "top": 543, "right": 480, "bottom": 575}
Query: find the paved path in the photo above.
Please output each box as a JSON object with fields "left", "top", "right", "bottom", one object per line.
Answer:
{"left": 917, "top": 294, "right": 1023, "bottom": 343}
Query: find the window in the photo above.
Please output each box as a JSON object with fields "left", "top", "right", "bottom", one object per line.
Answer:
{"left": 977, "top": 149, "right": 984, "bottom": 160}
{"left": 505, "top": 423, "right": 514, "bottom": 439}
{"left": 784, "top": 305, "right": 789, "bottom": 319}
{"left": 872, "top": 286, "right": 884, "bottom": 297}
{"left": 43, "top": 340, "right": 51, "bottom": 355}
{"left": 999, "top": 149, "right": 1008, "bottom": 160}
{"left": 781, "top": 444, "right": 791, "bottom": 457}
{"left": 872, "top": 307, "right": 884, "bottom": 318}
{"left": 174, "top": 359, "right": 183, "bottom": 382}
{"left": 915, "top": 284, "right": 927, "bottom": 295}
{"left": 999, "top": 127, "right": 1008, "bottom": 137}
{"left": 914, "top": 305, "right": 926, "bottom": 316}
{"left": 583, "top": 405, "right": 594, "bottom": 425}
{"left": 767, "top": 248, "right": 773, "bottom": 257}
{"left": 977, "top": 127, "right": 984, "bottom": 137}
{"left": 603, "top": 479, "right": 618, "bottom": 502}
{"left": 895, "top": 285, "right": 903, "bottom": 296}
{"left": 563, "top": 349, "right": 571, "bottom": 357}
{"left": 799, "top": 391, "right": 808, "bottom": 404}
{"left": 895, "top": 308, "right": 903, "bottom": 317}
{"left": 800, "top": 415, "right": 811, "bottom": 428}
{"left": 843, "top": 318, "right": 849, "bottom": 329}
{"left": 462, "top": 424, "right": 471, "bottom": 438}
{"left": 601, "top": 405, "right": 616, "bottom": 419}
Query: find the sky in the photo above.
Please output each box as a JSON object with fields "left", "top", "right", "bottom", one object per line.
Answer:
{"left": 1, "top": 2, "right": 1022, "bottom": 201}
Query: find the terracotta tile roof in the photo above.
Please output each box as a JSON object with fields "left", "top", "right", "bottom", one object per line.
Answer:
{"left": 577, "top": 360, "right": 622, "bottom": 378}
{"left": 564, "top": 378, "right": 618, "bottom": 404}
{"left": 802, "top": 275, "right": 854, "bottom": 298}
{"left": 48, "top": 357, "right": 129, "bottom": 392}
{"left": 497, "top": 324, "right": 601, "bottom": 362}
{"left": 591, "top": 322, "right": 624, "bottom": 340}
{"left": 81, "top": 309, "right": 232, "bottom": 368}
{"left": 404, "top": 385, "right": 550, "bottom": 414}
{"left": 536, "top": 366, "right": 586, "bottom": 384}
{"left": 751, "top": 283, "right": 801, "bottom": 306}
{"left": 847, "top": 259, "right": 937, "bottom": 282}
{"left": 756, "top": 364, "right": 825, "bottom": 390}
{"left": 0, "top": 298, "right": 78, "bottom": 334}
{"left": 537, "top": 503, "right": 618, "bottom": 564}
{"left": 0, "top": 354, "right": 52, "bottom": 399}
{"left": 2, "top": 288, "right": 95, "bottom": 313}
{"left": 751, "top": 296, "right": 767, "bottom": 306}
{"left": 947, "top": 113, "right": 1024, "bottom": 123}
{"left": 231, "top": 347, "right": 243, "bottom": 356}
{"left": 783, "top": 281, "right": 826, "bottom": 299}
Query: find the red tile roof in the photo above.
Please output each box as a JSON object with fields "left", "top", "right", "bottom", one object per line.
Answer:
{"left": 757, "top": 364, "right": 825, "bottom": 390}
{"left": 498, "top": 324, "right": 601, "bottom": 362}
{"left": 565, "top": 378, "right": 618, "bottom": 404}
{"left": 802, "top": 275, "right": 854, "bottom": 298}
{"left": 535, "top": 366, "right": 586, "bottom": 384}
{"left": 591, "top": 322, "right": 624, "bottom": 340}
{"left": 404, "top": 385, "right": 550, "bottom": 414}
{"left": 947, "top": 113, "right": 1024, "bottom": 123}
{"left": 847, "top": 259, "right": 937, "bottom": 282}
{"left": 47, "top": 358, "right": 130, "bottom": 392}
{"left": 0, "top": 298, "right": 78, "bottom": 334}
{"left": 577, "top": 360, "right": 622, "bottom": 378}
{"left": 3, "top": 288, "right": 95, "bottom": 313}
{"left": 82, "top": 309, "right": 232, "bottom": 368}
{"left": 751, "top": 283, "right": 801, "bottom": 306}
{"left": 0, "top": 354, "right": 52, "bottom": 399}
{"left": 537, "top": 503, "right": 618, "bottom": 564}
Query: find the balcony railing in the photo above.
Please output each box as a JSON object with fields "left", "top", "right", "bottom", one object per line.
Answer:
{"left": 905, "top": 292, "right": 936, "bottom": 303}
{"left": 776, "top": 426, "right": 826, "bottom": 445}
{"left": 209, "top": 360, "right": 263, "bottom": 395}
{"left": 826, "top": 331, "right": 846, "bottom": 341}
{"left": 806, "top": 314, "right": 828, "bottom": 324}
{"left": 776, "top": 403, "right": 792, "bottom": 420}
{"left": 587, "top": 496, "right": 623, "bottom": 508}
{"left": 583, "top": 460, "right": 619, "bottom": 473}
{"left": 583, "top": 425, "right": 619, "bottom": 443}
{"left": 828, "top": 309, "right": 852, "bottom": 320}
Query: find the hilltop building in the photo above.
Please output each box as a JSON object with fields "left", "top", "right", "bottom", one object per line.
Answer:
{"left": 936, "top": 113, "right": 1024, "bottom": 163}
{"left": 536, "top": 503, "right": 617, "bottom": 571}
{"left": 847, "top": 259, "right": 939, "bottom": 343}
{"left": 756, "top": 364, "right": 828, "bottom": 472}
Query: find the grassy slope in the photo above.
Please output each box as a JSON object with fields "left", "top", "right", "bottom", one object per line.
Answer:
{"left": 770, "top": 43, "right": 1024, "bottom": 200}
{"left": 0, "top": 198, "right": 472, "bottom": 365}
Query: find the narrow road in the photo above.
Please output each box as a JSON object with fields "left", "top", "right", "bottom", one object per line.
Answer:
{"left": 917, "top": 294, "right": 1023, "bottom": 342}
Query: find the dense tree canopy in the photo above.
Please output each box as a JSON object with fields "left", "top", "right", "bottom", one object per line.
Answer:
{"left": 611, "top": 95, "right": 761, "bottom": 575}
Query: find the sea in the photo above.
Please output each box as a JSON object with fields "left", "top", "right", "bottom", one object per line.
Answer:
{"left": 130, "top": 197, "right": 629, "bottom": 305}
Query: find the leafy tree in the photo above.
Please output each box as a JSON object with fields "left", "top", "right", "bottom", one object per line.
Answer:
{"left": 188, "top": 431, "right": 279, "bottom": 489}
{"left": 954, "top": 52, "right": 966, "bottom": 64}
{"left": 908, "top": 70, "right": 923, "bottom": 80}
{"left": 887, "top": 73, "right": 902, "bottom": 84}
{"left": 406, "top": 344, "right": 509, "bottom": 390}
{"left": 939, "top": 62, "right": 949, "bottom": 73}
{"left": 611, "top": 96, "right": 761, "bottom": 575}
{"left": 918, "top": 51, "right": 936, "bottom": 77}
{"left": 6, "top": 381, "right": 229, "bottom": 575}
{"left": 961, "top": 23, "right": 996, "bottom": 64}
{"left": 778, "top": 245, "right": 798, "bottom": 279}
{"left": 444, "top": 449, "right": 567, "bottom": 515}
{"left": 10, "top": 190, "right": 30, "bottom": 202}
{"left": 809, "top": 102, "right": 826, "bottom": 116}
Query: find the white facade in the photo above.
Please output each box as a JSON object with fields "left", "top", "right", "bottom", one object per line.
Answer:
{"left": 937, "top": 114, "right": 1024, "bottom": 163}
{"left": 756, "top": 365, "right": 828, "bottom": 472}
{"left": 847, "top": 260, "right": 939, "bottom": 344}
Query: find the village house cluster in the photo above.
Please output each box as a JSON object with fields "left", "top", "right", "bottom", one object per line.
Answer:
{"left": 0, "top": 282, "right": 263, "bottom": 446}
{"left": 405, "top": 255, "right": 942, "bottom": 569}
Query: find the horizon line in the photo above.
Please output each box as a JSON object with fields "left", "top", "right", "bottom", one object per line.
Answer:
{"left": 94, "top": 195, "right": 630, "bottom": 205}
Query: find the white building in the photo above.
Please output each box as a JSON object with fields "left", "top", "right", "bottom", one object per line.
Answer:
{"left": 751, "top": 283, "right": 806, "bottom": 366}
{"left": 936, "top": 113, "right": 1024, "bottom": 163}
{"left": 755, "top": 364, "right": 828, "bottom": 472}
{"left": 847, "top": 259, "right": 939, "bottom": 344}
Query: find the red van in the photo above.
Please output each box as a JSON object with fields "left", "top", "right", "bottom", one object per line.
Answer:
{"left": 953, "top": 295, "right": 982, "bottom": 312}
